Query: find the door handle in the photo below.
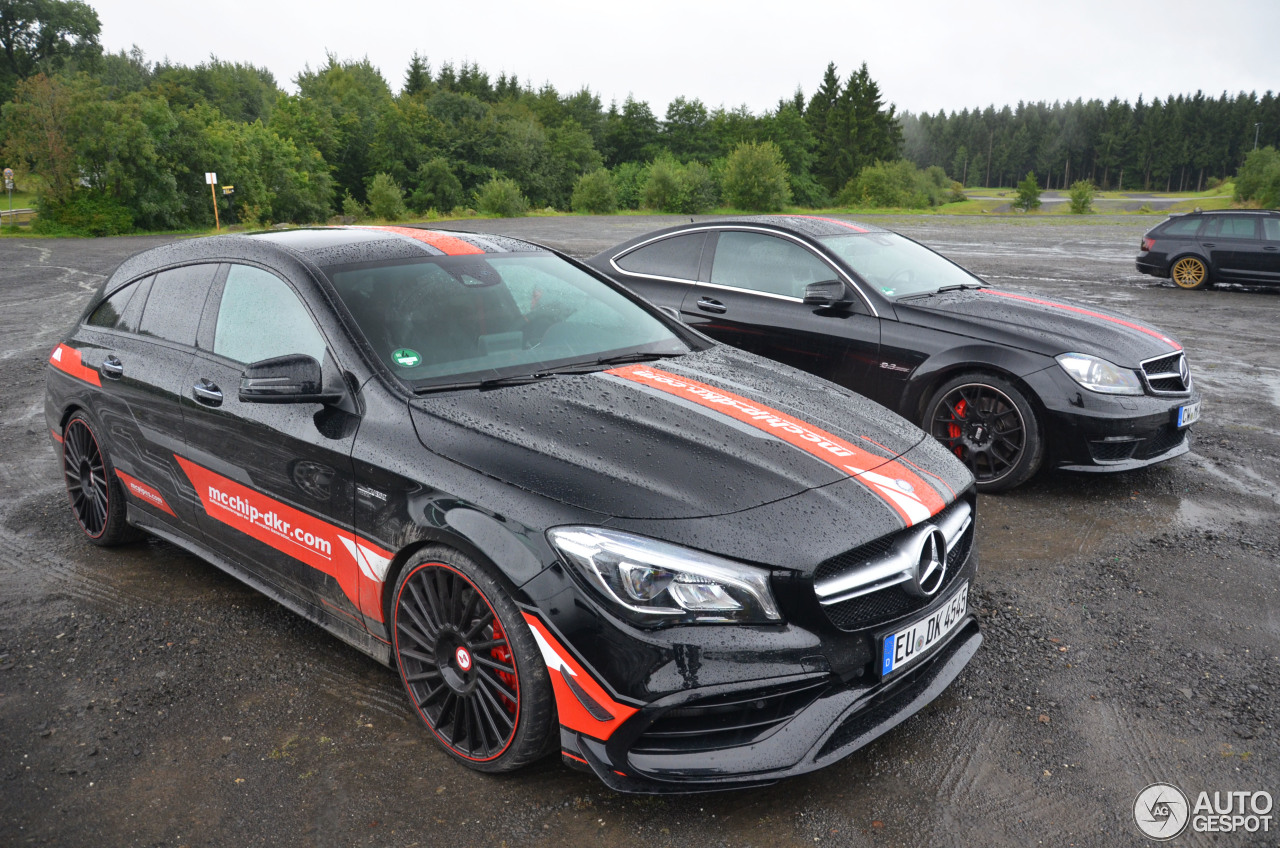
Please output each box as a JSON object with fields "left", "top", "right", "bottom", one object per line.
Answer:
{"left": 192, "top": 378, "right": 224, "bottom": 406}
{"left": 100, "top": 355, "right": 124, "bottom": 379}
{"left": 1264, "top": 246, "right": 1278, "bottom": 251}
{"left": 1201, "top": 243, "right": 1216, "bottom": 248}
{"left": 696, "top": 297, "right": 727, "bottom": 314}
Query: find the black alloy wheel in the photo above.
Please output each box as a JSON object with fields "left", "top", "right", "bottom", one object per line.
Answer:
{"left": 62, "top": 413, "right": 136, "bottom": 545}
{"left": 391, "top": 548, "right": 555, "bottom": 771}
{"left": 926, "top": 374, "right": 1043, "bottom": 493}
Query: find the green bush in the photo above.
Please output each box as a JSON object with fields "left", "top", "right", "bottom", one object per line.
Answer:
{"left": 1068, "top": 179, "right": 1096, "bottom": 214}
{"left": 1234, "top": 146, "right": 1280, "bottom": 208}
{"left": 836, "top": 160, "right": 952, "bottom": 209}
{"left": 720, "top": 141, "right": 792, "bottom": 212}
{"left": 33, "top": 191, "right": 134, "bottom": 236}
{"left": 641, "top": 156, "right": 716, "bottom": 214}
{"left": 571, "top": 169, "right": 618, "bottom": 214}
{"left": 341, "top": 191, "right": 366, "bottom": 222}
{"left": 410, "top": 158, "right": 464, "bottom": 214}
{"left": 1012, "top": 172, "right": 1042, "bottom": 212}
{"left": 367, "top": 172, "right": 407, "bottom": 220}
{"left": 611, "top": 161, "right": 648, "bottom": 210}
{"left": 474, "top": 177, "right": 528, "bottom": 218}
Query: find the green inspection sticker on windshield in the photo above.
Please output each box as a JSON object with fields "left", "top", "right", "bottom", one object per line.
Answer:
{"left": 392, "top": 348, "right": 421, "bottom": 367}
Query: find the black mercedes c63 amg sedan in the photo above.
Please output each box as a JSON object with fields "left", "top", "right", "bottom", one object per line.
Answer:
{"left": 47, "top": 226, "right": 978, "bottom": 793}
{"left": 590, "top": 216, "right": 1201, "bottom": 492}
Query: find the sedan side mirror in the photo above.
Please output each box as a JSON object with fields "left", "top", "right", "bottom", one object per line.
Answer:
{"left": 239, "top": 354, "right": 342, "bottom": 404}
{"left": 803, "top": 279, "right": 850, "bottom": 307}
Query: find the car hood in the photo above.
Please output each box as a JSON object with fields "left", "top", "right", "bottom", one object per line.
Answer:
{"left": 409, "top": 346, "right": 970, "bottom": 523}
{"left": 893, "top": 288, "right": 1184, "bottom": 366}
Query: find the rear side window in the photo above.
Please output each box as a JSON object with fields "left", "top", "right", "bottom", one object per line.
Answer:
{"left": 1159, "top": 217, "right": 1203, "bottom": 237}
{"left": 1201, "top": 216, "right": 1259, "bottom": 239}
{"left": 615, "top": 233, "right": 706, "bottom": 281}
{"left": 1262, "top": 218, "right": 1280, "bottom": 241}
{"left": 213, "top": 265, "right": 327, "bottom": 365}
{"left": 139, "top": 265, "right": 217, "bottom": 346}
{"left": 87, "top": 281, "right": 140, "bottom": 329}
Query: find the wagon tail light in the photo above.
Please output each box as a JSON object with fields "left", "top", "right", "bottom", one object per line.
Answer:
{"left": 1141, "top": 237, "right": 1155, "bottom": 252}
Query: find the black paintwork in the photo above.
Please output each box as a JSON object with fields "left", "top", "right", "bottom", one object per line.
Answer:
{"left": 1136, "top": 209, "right": 1280, "bottom": 287}
{"left": 588, "top": 215, "right": 1201, "bottom": 476}
{"left": 45, "top": 226, "right": 979, "bottom": 792}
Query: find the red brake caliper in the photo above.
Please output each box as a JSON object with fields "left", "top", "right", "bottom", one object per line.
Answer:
{"left": 491, "top": 620, "right": 517, "bottom": 713}
{"left": 948, "top": 399, "right": 968, "bottom": 458}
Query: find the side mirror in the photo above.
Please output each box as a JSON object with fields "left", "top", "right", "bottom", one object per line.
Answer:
{"left": 803, "top": 279, "right": 850, "bottom": 307}
{"left": 239, "top": 354, "right": 341, "bottom": 404}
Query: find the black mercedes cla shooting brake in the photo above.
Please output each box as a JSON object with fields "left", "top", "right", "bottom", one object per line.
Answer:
{"left": 590, "top": 216, "right": 1201, "bottom": 492}
{"left": 46, "top": 226, "right": 979, "bottom": 793}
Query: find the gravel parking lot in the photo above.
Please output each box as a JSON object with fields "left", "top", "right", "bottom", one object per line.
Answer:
{"left": 1, "top": 214, "right": 1277, "bottom": 847}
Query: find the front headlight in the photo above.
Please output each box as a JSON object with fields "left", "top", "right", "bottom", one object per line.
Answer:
{"left": 547, "top": 527, "right": 782, "bottom": 627}
{"left": 1056, "top": 352, "right": 1143, "bottom": 395}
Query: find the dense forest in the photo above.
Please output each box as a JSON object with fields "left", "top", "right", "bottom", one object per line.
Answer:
{"left": 1, "top": 0, "right": 1278, "bottom": 234}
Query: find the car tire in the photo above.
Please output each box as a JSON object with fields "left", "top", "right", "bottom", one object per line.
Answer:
{"left": 924, "top": 373, "right": 1044, "bottom": 494}
{"left": 391, "top": 546, "right": 556, "bottom": 772}
{"left": 1170, "top": 255, "right": 1209, "bottom": 290}
{"left": 61, "top": 411, "right": 141, "bottom": 545}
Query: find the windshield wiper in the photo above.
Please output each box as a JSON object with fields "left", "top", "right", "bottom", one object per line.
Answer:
{"left": 412, "top": 373, "right": 553, "bottom": 395}
{"left": 934, "top": 283, "right": 986, "bottom": 293}
{"left": 537, "top": 350, "right": 685, "bottom": 375}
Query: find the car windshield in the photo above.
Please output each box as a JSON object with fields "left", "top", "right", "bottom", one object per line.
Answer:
{"left": 818, "top": 232, "right": 985, "bottom": 298}
{"left": 324, "top": 253, "right": 693, "bottom": 388}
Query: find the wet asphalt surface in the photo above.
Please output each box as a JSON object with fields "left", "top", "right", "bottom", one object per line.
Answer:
{"left": 1, "top": 215, "right": 1277, "bottom": 847}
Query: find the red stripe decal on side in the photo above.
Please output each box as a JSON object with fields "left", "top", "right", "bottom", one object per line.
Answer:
{"left": 606, "top": 365, "right": 947, "bottom": 526}
{"left": 794, "top": 215, "right": 868, "bottom": 233}
{"left": 174, "top": 455, "right": 395, "bottom": 623}
{"left": 352, "top": 225, "right": 485, "bottom": 256}
{"left": 49, "top": 344, "right": 102, "bottom": 386}
{"left": 115, "top": 470, "right": 177, "bottom": 517}
{"left": 50, "top": 428, "right": 64, "bottom": 444}
{"left": 523, "top": 612, "right": 638, "bottom": 741}
{"left": 977, "top": 289, "right": 1181, "bottom": 350}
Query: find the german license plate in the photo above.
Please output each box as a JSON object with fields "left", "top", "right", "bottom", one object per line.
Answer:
{"left": 1176, "top": 401, "right": 1201, "bottom": 428}
{"left": 880, "top": 581, "right": 969, "bottom": 678}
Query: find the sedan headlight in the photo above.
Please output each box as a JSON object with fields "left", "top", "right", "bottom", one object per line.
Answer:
{"left": 547, "top": 527, "right": 782, "bottom": 627}
{"left": 1056, "top": 353, "right": 1143, "bottom": 395}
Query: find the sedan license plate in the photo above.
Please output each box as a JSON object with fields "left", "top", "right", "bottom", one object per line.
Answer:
{"left": 880, "top": 582, "right": 968, "bottom": 678}
{"left": 1176, "top": 401, "right": 1201, "bottom": 429}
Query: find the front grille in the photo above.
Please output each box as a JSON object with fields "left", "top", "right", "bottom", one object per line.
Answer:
{"left": 815, "top": 498, "right": 975, "bottom": 633}
{"left": 1141, "top": 352, "right": 1191, "bottom": 394}
{"left": 630, "top": 677, "right": 829, "bottom": 754}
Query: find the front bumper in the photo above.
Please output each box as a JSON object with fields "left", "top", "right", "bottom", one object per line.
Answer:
{"left": 567, "top": 620, "right": 981, "bottom": 793}
{"left": 1024, "top": 366, "right": 1198, "bottom": 472}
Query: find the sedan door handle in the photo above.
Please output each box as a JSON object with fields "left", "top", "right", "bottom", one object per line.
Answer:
{"left": 100, "top": 355, "right": 124, "bottom": 379}
{"left": 192, "top": 378, "right": 224, "bottom": 407}
{"left": 696, "top": 296, "right": 727, "bottom": 314}
{"left": 1264, "top": 246, "right": 1278, "bottom": 251}
{"left": 1201, "top": 242, "right": 1216, "bottom": 248}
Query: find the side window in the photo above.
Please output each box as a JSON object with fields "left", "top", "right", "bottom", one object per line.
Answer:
{"left": 1202, "top": 216, "right": 1258, "bottom": 239}
{"left": 710, "top": 232, "right": 835, "bottom": 298}
{"left": 213, "top": 265, "right": 327, "bottom": 365}
{"left": 1160, "top": 217, "right": 1203, "bottom": 237}
{"left": 1264, "top": 218, "right": 1280, "bottom": 242}
{"left": 139, "top": 265, "right": 217, "bottom": 345}
{"left": 615, "top": 233, "right": 707, "bottom": 281}
{"left": 87, "top": 280, "right": 141, "bottom": 329}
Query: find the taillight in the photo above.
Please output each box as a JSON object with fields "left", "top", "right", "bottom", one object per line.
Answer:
{"left": 1140, "top": 237, "right": 1155, "bottom": 252}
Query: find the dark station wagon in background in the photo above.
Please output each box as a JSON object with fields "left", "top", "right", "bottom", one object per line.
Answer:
{"left": 590, "top": 216, "right": 1202, "bottom": 492}
{"left": 47, "top": 225, "right": 981, "bottom": 793}
{"left": 1136, "top": 209, "right": 1280, "bottom": 290}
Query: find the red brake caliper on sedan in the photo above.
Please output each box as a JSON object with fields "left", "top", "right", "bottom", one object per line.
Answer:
{"left": 949, "top": 399, "right": 968, "bottom": 458}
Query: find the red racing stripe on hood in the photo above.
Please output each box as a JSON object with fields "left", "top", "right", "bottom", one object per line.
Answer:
{"left": 977, "top": 289, "right": 1181, "bottom": 350}
{"left": 606, "top": 365, "right": 947, "bottom": 526}
{"left": 351, "top": 225, "right": 485, "bottom": 256}
{"left": 49, "top": 344, "right": 101, "bottom": 386}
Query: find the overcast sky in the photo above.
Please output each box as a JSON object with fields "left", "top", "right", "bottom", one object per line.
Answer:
{"left": 88, "top": 0, "right": 1280, "bottom": 116}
